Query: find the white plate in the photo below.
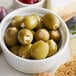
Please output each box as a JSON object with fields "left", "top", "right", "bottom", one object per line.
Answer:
{"left": 0, "top": 45, "right": 71, "bottom": 76}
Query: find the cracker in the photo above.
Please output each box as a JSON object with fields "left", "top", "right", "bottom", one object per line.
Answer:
{"left": 55, "top": 60, "right": 76, "bottom": 76}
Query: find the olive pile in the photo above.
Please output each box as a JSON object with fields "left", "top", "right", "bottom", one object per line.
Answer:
{"left": 4, "top": 13, "right": 60, "bottom": 60}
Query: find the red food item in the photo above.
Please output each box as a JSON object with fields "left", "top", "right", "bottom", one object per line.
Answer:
{"left": 19, "top": 0, "right": 34, "bottom": 4}
{"left": 34, "top": 0, "right": 39, "bottom": 3}
{"left": 26, "top": 0, "right": 34, "bottom": 4}
{"left": 19, "top": 0, "right": 39, "bottom": 4}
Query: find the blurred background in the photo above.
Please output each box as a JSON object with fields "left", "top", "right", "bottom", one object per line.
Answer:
{"left": 0, "top": 0, "right": 75, "bottom": 11}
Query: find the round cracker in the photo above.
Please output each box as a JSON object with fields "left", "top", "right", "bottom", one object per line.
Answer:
{"left": 55, "top": 60, "right": 76, "bottom": 76}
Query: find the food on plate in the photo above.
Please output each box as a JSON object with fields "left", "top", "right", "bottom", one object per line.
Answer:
{"left": 43, "top": 13, "right": 60, "bottom": 30}
{"left": 47, "top": 39, "right": 58, "bottom": 57}
{"left": 35, "top": 28, "right": 50, "bottom": 41}
{"left": 4, "top": 13, "right": 61, "bottom": 60}
{"left": 55, "top": 60, "right": 76, "bottom": 76}
{"left": 0, "top": 7, "right": 8, "bottom": 22}
{"left": 18, "top": 29, "right": 33, "bottom": 45}
{"left": 30, "top": 40, "right": 49, "bottom": 59}
{"left": 49, "top": 30, "right": 60, "bottom": 42}
{"left": 4, "top": 27, "right": 18, "bottom": 46}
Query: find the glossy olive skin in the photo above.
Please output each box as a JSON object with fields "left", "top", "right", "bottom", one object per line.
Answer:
{"left": 30, "top": 40, "right": 49, "bottom": 59}
{"left": 4, "top": 13, "right": 61, "bottom": 60}
{"left": 32, "top": 14, "right": 41, "bottom": 22}
{"left": 47, "top": 39, "right": 58, "bottom": 57}
{"left": 32, "top": 14, "right": 44, "bottom": 29}
{"left": 10, "top": 45, "right": 20, "bottom": 55}
{"left": 4, "top": 27, "right": 18, "bottom": 46}
{"left": 49, "top": 30, "right": 60, "bottom": 42}
{"left": 35, "top": 29, "right": 50, "bottom": 41}
{"left": 22, "top": 15, "right": 38, "bottom": 29}
{"left": 11, "top": 16, "right": 24, "bottom": 28}
{"left": 19, "top": 44, "right": 32, "bottom": 59}
{"left": 18, "top": 29, "right": 33, "bottom": 45}
{"left": 43, "top": 13, "right": 60, "bottom": 30}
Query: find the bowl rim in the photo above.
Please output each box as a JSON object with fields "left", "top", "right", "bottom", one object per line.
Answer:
{"left": 0, "top": 7, "right": 69, "bottom": 63}
{"left": 15, "top": 0, "right": 45, "bottom": 6}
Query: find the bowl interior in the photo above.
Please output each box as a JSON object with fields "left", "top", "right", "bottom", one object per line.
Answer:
{"left": 0, "top": 7, "right": 69, "bottom": 61}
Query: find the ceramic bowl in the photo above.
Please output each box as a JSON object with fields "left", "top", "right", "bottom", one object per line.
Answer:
{"left": 13, "top": 0, "right": 45, "bottom": 9}
{"left": 0, "top": 7, "right": 69, "bottom": 74}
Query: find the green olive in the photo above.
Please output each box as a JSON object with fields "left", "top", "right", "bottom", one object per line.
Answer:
{"left": 35, "top": 29, "right": 50, "bottom": 41}
{"left": 4, "top": 27, "right": 18, "bottom": 46}
{"left": 21, "top": 15, "right": 38, "bottom": 29}
{"left": 49, "top": 30, "right": 60, "bottom": 42}
{"left": 18, "top": 29, "right": 33, "bottom": 45}
{"left": 32, "top": 14, "right": 44, "bottom": 29}
{"left": 10, "top": 45, "right": 20, "bottom": 55}
{"left": 30, "top": 40, "right": 49, "bottom": 59}
{"left": 43, "top": 13, "right": 60, "bottom": 30}
{"left": 32, "top": 14, "right": 41, "bottom": 21}
{"left": 47, "top": 39, "right": 58, "bottom": 57}
{"left": 19, "top": 44, "right": 32, "bottom": 59}
{"left": 11, "top": 16, "right": 24, "bottom": 28}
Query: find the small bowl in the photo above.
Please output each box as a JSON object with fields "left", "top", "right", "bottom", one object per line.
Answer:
{"left": 0, "top": 7, "right": 69, "bottom": 74}
{"left": 13, "top": 0, "right": 45, "bottom": 9}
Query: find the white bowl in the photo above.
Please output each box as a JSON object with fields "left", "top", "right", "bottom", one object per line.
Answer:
{"left": 0, "top": 7, "right": 69, "bottom": 74}
{"left": 13, "top": 0, "right": 45, "bottom": 9}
